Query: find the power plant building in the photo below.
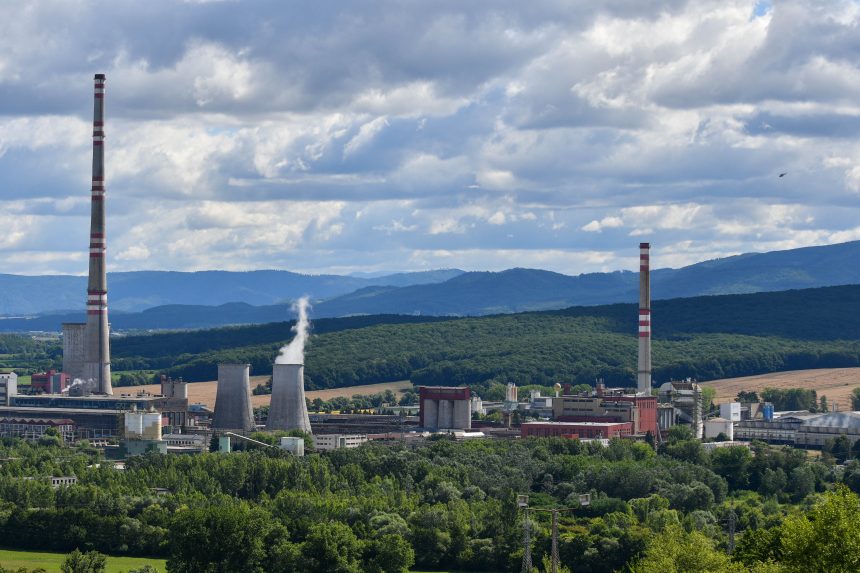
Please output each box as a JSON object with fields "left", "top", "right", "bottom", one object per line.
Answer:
{"left": 213, "top": 364, "right": 255, "bottom": 432}
{"left": 419, "top": 386, "right": 471, "bottom": 430}
{"left": 658, "top": 381, "right": 704, "bottom": 439}
{"left": 31, "top": 370, "right": 70, "bottom": 394}
{"left": 267, "top": 363, "right": 312, "bottom": 433}
{"left": 1, "top": 393, "right": 188, "bottom": 440}
{"left": 63, "top": 74, "right": 112, "bottom": 395}
{"left": 552, "top": 386, "right": 658, "bottom": 437}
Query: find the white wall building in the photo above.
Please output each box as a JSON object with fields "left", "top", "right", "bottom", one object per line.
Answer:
{"left": 719, "top": 402, "right": 741, "bottom": 422}
{"left": 0, "top": 372, "right": 18, "bottom": 406}
{"left": 704, "top": 417, "right": 734, "bottom": 441}
{"left": 313, "top": 434, "right": 368, "bottom": 451}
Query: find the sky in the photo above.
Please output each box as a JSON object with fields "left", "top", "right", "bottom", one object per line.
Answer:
{"left": 1, "top": 0, "right": 860, "bottom": 276}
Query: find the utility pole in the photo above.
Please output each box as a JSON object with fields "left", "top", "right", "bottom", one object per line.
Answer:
{"left": 728, "top": 501, "right": 736, "bottom": 554}
{"left": 518, "top": 494, "right": 588, "bottom": 573}
{"left": 551, "top": 509, "right": 559, "bottom": 573}
{"left": 521, "top": 506, "right": 532, "bottom": 573}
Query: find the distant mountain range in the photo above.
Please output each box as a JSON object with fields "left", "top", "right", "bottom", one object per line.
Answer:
{"left": 3, "top": 240, "right": 860, "bottom": 332}
{"left": 315, "top": 240, "right": 860, "bottom": 317}
{"left": 0, "top": 268, "right": 465, "bottom": 315}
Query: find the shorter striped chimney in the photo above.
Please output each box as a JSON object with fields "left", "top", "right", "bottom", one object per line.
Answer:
{"left": 637, "top": 242, "right": 651, "bottom": 395}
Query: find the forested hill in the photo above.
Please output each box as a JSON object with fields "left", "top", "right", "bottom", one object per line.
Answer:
{"left": 313, "top": 240, "right": 860, "bottom": 317}
{"left": 110, "top": 284, "right": 860, "bottom": 394}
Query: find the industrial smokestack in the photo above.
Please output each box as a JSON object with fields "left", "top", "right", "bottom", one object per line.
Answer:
{"left": 637, "top": 242, "right": 651, "bottom": 395}
{"left": 83, "top": 73, "right": 112, "bottom": 395}
{"left": 213, "top": 364, "right": 255, "bottom": 431}
{"left": 267, "top": 363, "right": 312, "bottom": 433}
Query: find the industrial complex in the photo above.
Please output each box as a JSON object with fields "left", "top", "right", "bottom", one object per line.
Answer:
{"left": 3, "top": 76, "right": 859, "bottom": 460}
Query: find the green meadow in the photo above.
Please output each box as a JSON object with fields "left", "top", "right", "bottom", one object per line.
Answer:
{"left": 0, "top": 549, "right": 165, "bottom": 573}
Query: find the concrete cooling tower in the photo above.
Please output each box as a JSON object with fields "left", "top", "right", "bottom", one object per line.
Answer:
{"left": 267, "top": 363, "right": 312, "bottom": 433}
{"left": 213, "top": 363, "right": 255, "bottom": 432}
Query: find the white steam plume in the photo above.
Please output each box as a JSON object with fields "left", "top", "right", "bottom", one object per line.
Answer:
{"left": 276, "top": 296, "right": 311, "bottom": 364}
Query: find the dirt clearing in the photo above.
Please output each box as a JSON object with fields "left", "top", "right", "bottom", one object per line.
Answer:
{"left": 129, "top": 378, "right": 413, "bottom": 409}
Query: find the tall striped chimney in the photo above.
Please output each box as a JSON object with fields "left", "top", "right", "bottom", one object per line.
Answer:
{"left": 82, "top": 73, "right": 112, "bottom": 395}
{"left": 637, "top": 242, "right": 651, "bottom": 395}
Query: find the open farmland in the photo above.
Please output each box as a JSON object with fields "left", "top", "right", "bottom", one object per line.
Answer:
{"left": 133, "top": 378, "right": 413, "bottom": 409}
{"left": 0, "top": 549, "right": 165, "bottom": 573}
{"left": 702, "top": 367, "right": 860, "bottom": 409}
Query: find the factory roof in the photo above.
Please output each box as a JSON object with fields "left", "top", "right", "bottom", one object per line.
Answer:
{"left": 521, "top": 421, "right": 629, "bottom": 427}
{"left": 0, "top": 417, "right": 75, "bottom": 425}
{"left": 801, "top": 412, "right": 860, "bottom": 429}
{"left": 0, "top": 406, "right": 126, "bottom": 416}
{"left": 21, "top": 393, "right": 162, "bottom": 401}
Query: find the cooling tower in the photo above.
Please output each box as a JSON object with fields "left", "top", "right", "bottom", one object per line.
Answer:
{"left": 267, "top": 363, "right": 312, "bottom": 433}
{"left": 637, "top": 242, "right": 652, "bottom": 395}
{"left": 82, "top": 73, "right": 112, "bottom": 395}
{"left": 213, "top": 363, "right": 255, "bottom": 431}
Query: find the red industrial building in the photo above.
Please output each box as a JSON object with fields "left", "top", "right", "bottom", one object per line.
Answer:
{"left": 521, "top": 421, "right": 633, "bottom": 439}
{"left": 552, "top": 386, "right": 658, "bottom": 437}
{"left": 30, "top": 370, "right": 70, "bottom": 394}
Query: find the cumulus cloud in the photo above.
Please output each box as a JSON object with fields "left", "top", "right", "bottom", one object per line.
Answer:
{"left": 582, "top": 216, "right": 624, "bottom": 233}
{"left": 1, "top": 0, "right": 860, "bottom": 276}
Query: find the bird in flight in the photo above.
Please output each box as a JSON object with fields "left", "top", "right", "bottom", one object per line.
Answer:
{"left": 778, "top": 172, "right": 787, "bottom": 178}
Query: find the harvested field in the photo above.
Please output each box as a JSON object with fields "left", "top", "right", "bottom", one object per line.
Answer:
{"left": 702, "top": 368, "right": 860, "bottom": 410}
{"left": 131, "top": 378, "right": 413, "bottom": 409}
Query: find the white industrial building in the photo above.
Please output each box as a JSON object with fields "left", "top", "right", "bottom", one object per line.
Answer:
{"left": 0, "top": 372, "right": 17, "bottom": 406}
{"left": 314, "top": 434, "right": 368, "bottom": 451}
{"left": 704, "top": 417, "right": 734, "bottom": 441}
{"left": 719, "top": 402, "right": 741, "bottom": 422}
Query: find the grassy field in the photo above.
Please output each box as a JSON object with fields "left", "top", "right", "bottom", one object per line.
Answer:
{"left": 0, "top": 549, "right": 165, "bottom": 573}
{"left": 702, "top": 367, "right": 860, "bottom": 409}
{"left": 129, "top": 378, "right": 413, "bottom": 408}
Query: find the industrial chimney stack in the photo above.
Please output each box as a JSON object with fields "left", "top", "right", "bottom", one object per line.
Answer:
{"left": 82, "top": 74, "right": 112, "bottom": 395}
{"left": 637, "top": 242, "right": 651, "bottom": 395}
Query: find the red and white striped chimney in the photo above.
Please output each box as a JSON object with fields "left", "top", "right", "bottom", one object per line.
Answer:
{"left": 83, "top": 73, "right": 112, "bottom": 395}
{"left": 637, "top": 242, "right": 651, "bottom": 395}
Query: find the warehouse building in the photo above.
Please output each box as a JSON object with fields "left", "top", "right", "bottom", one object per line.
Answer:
{"left": 734, "top": 411, "right": 860, "bottom": 448}
{"left": 795, "top": 412, "right": 860, "bottom": 448}
{"left": 0, "top": 416, "right": 75, "bottom": 442}
{"left": 521, "top": 421, "right": 633, "bottom": 439}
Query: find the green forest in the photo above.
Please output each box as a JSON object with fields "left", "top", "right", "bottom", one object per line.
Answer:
{"left": 108, "top": 291, "right": 860, "bottom": 398}
{"left": 5, "top": 285, "right": 860, "bottom": 397}
{"left": 0, "top": 334, "right": 61, "bottom": 377}
{"left": 2, "top": 433, "right": 860, "bottom": 572}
